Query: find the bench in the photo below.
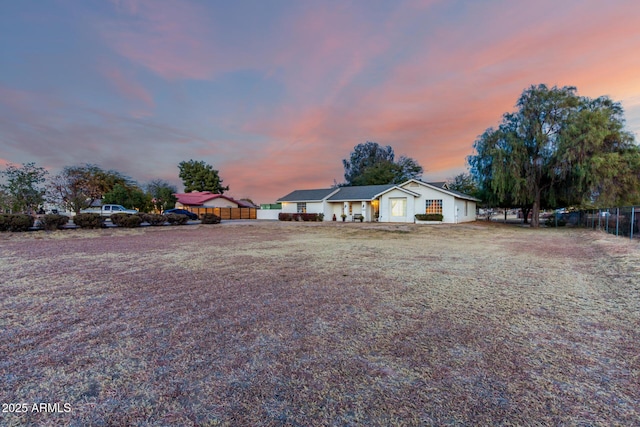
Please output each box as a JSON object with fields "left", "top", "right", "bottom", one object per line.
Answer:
{"left": 352, "top": 213, "right": 364, "bottom": 222}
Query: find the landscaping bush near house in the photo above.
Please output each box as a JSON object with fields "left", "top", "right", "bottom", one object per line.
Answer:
{"left": 201, "top": 213, "right": 221, "bottom": 224}
{"left": 141, "top": 213, "right": 167, "bottom": 226}
{"left": 0, "top": 214, "right": 34, "bottom": 232}
{"left": 415, "top": 213, "right": 444, "bottom": 221}
{"left": 72, "top": 213, "right": 104, "bottom": 229}
{"left": 280, "top": 213, "right": 324, "bottom": 222}
{"left": 40, "top": 214, "right": 69, "bottom": 231}
{"left": 165, "top": 213, "right": 189, "bottom": 225}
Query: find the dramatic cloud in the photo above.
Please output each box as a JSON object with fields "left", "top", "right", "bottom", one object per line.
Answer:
{"left": 2, "top": 0, "right": 639, "bottom": 202}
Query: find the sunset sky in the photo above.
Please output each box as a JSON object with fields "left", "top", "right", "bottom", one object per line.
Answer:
{"left": 2, "top": 0, "right": 640, "bottom": 203}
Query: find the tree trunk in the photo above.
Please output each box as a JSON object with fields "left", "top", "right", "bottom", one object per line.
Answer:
{"left": 531, "top": 191, "right": 541, "bottom": 228}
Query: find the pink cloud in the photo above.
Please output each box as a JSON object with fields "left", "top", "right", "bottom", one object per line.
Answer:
{"left": 102, "top": 0, "right": 218, "bottom": 80}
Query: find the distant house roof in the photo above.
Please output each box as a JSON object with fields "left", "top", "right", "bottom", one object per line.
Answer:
{"left": 175, "top": 191, "right": 251, "bottom": 207}
{"left": 277, "top": 188, "right": 339, "bottom": 202}
{"left": 326, "top": 184, "right": 395, "bottom": 201}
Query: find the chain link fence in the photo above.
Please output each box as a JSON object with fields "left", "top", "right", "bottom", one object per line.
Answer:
{"left": 548, "top": 206, "right": 640, "bottom": 239}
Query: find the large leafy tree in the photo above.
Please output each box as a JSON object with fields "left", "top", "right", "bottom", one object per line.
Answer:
{"left": 468, "top": 84, "right": 640, "bottom": 227}
{"left": 103, "top": 184, "right": 152, "bottom": 212}
{"left": 1, "top": 162, "right": 48, "bottom": 213}
{"left": 47, "top": 164, "right": 134, "bottom": 213}
{"left": 342, "top": 142, "right": 423, "bottom": 185}
{"left": 146, "top": 179, "right": 177, "bottom": 212}
{"left": 178, "top": 160, "right": 229, "bottom": 194}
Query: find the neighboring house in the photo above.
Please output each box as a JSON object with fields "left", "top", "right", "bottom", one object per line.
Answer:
{"left": 277, "top": 180, "right": 480, "bottom": 223}
{"left": 174, "top": 191, "right": 254, "bottom": 209}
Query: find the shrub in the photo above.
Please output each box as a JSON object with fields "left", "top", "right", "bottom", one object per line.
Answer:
{"left": 201, "top": 213, "right": 221, "bottom": 224}
{"left": 40, "top": 214, "right": 69, "bottom": 231}
{"left": 141, "top": 213, "right": 167, "bottom": 226}
{"left": 73, "top": 213, "right": 105, "bottom": 229}
{"left": 110, "top": 213, "right": 129, "bottom": 227}
{"left": 415, "top": 213, "right": 443, "bottom": 221}
{"left": 0, "top": 214, "right": 34, "bottom": 232}
{"left": 165, "top": 213, "right": 189, "bottom": 225}
{"left": 110, "top": 213, "right": 142, "bottom": 228}
{"left": 279, "top": 212, "right": 324, "bottom": 222}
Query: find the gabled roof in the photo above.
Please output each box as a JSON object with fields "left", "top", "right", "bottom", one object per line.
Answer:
{"left": 277, "top": 180, "right": 480, "bottom": 204}
{"left": 277, "top": 188, "right": 339, "bottom": 202}
{"left": 175, "top": 191, "right": 247, "bottom": 206}
{"left": 371, "top": 185, "right": 421, "bottom": 198}
{"left": 429, "top": 181, "right": 449, "bottom": 189}
{"left": 326, "top": 184, "right": 395, "bottom": 201}
{"left": 402, "top": 179, "right": 481, "bottom": 202}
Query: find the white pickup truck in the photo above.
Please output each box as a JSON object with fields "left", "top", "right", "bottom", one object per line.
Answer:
{"left": 80, "top": 204, "right": 138, "bottom": 216}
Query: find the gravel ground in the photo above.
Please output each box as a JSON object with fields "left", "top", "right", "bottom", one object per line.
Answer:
{"left": 1, "top": 221, "right": 639, "bottom": 426}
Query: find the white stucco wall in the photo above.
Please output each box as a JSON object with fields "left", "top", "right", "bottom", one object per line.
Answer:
{"left": 399, "top": 181, "right": 477, "bottom": 223}
{"left": 281, "top": 201, "right": 324, "bottom": 214}
{"left": 256, "top": 209, "right": 281, "bottom": 220}
{"left": 454, "top": 199, "right": 477, "bottom": 223}
{"left": 379, "top": 189, "right": 415, "bottom": 223}
{"left": 202, "top": 198, "right": 239, "bottom": 208}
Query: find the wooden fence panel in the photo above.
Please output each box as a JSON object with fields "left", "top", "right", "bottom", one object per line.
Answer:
{"left": 186, "top": 207, "right": 256, "bottom": 220}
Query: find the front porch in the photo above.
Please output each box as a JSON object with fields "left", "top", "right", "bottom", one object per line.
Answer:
{"left": 328, "top": 199, "right": 380, "bottom": 222}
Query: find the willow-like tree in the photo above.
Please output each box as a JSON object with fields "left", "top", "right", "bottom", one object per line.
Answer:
{"left": 468, "top": 84, "right": 640, "bottom": 227}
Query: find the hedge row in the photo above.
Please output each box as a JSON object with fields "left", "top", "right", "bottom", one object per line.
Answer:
{"left": 415, "top": 213, "right": 444, "bottom": 221}
{"left": 0, "top": 211, "right": 209, "bottom": 232}
{"left": 278, "top": 213, "right": 325, "bottom": 222}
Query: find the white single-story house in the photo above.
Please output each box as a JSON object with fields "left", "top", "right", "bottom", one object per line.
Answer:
{"left": 277, "top": 180, "right": 480, "bottom": 223}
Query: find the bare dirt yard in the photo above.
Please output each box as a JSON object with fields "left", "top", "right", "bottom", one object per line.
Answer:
{"left": 1, "top": 221, "right": 639, "bottom": 426}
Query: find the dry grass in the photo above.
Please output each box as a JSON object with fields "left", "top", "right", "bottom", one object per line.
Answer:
{"left": 1, "top": 221, "right": 639, "bottom": 426}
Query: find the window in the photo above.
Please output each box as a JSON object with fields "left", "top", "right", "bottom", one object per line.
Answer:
{"left": 297, "top": 202, "right": 306, "bottom": 213}
{"left": 390, "top": 198, "right": 406, "bottom": 217}
{"left": 425, "top": 199, "right": 443, "bottom": 215}
{"left": 464, "top": 201, "right": 468, "bottom": 216}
